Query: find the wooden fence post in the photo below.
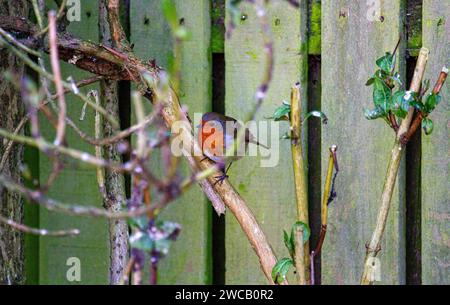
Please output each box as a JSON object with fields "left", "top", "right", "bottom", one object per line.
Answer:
{"left": 39, "top": 1, "right": 109, "bottom": 284}
{"left": 421, "top": 0, "right": 449, "bottom": 285}
{"left": 224, "top": 0, "right": 307, "bottom": 284}
{"left": 130, "top": 0, "right": 212, "bottom": 284}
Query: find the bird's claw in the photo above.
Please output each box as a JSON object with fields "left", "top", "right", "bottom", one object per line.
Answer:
{"left": 213, "top": 174, "right": 229, "bottom": 186}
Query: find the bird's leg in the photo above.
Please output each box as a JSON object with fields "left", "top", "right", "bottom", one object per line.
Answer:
{"left": 213, "top": 162, "right": 232, "bottom": 186}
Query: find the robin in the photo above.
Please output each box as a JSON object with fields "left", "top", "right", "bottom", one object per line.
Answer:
{"left": 198, "top": 112, "right": 269, "bottom": 184}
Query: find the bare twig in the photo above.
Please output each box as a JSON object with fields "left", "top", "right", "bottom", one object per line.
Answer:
{"left": 36, "top": 0, "right": 68, "bottom": 36}
{"left": 1, "top": 16, "right": 281, "bottom": 283}
{"left": 0, "top": 26, "right": 41, "bottom": 57}
{"left": 48, "top": 10, "right": 67, "bottom": 146}
{"left": 31, "top": 0, "right": 44, "bottom": 29}
{"left": 0, "top": 214, "right": 79, "bottom": 237}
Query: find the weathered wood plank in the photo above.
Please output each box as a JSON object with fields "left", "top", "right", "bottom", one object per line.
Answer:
{"left": 224, "top": 0, "right": 307, "bottom": 284}
{"left": 421, "top": 0, "right": 449, "bottom": 285}
{"left": 39, "top": 1, "right": 109, "bottom": 284}
{"left": 130, "top": 0, "right": 212, "bottom": 284}
{"left": 321, "top": 0, "right": 406, "bottom": 284}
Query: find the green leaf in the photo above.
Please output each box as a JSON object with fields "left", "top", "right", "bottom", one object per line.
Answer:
{"left": 373, "top": 77, "right": 392, "bottom": 111}
{"left": 270, "top": 103, "right": 291, "bottom": 121}
{"left": 283, "top": 230, "right": 294, "bottom": 259}
{"left": 304, "top": 110, "right": 328, "bottom": 124}
{"left": 391, "top": 90, "right": 409, "bottom": 118}
{"left": 392, "top": 72, "right": 403, "bottom": 86}
{"left": 162, "top": 0, "right": 178, "bottom": 29}
{"left": 409, "top": 99, "right": 425, "bottom": 112}
{"left": 291, "top": 221, "right": 311, "bottom": 244}
{"left": 130, "top": 231, "right": 154, "bottom": 251}
{"left": 424, "top": 93, "right": 441, "bottom": 114}
{"left": 366, "top": 77, "right": 375, "bottom": 86}
{"left": 128, "top": 216, "right": 148, "bottom": 230}
{"left": 422, "top": 117, "right": 433, "bottom": 135}
{"left": 271, "top": 258, "right": 294, "bottom": 284}
{"left": 376, "top": 52, "right": 395, "bottom": 74}
{"left": 364, "top": 106, "right": 385, "bottom": 120}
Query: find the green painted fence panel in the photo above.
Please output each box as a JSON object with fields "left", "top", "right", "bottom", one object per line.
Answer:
{"left": 39, "top": 1, "right": 109, "bottom": 284}
{"left": 224, "top": 0, "right": 307, "bottom": 284}
{"left": 130, "top": 0, "right": 212, "bottom": 284}
{"left": 421, "top": 0, "right": 449, "bottom": 285}
{"left": 321, "top": 0, "right": 406, "bottom": 284}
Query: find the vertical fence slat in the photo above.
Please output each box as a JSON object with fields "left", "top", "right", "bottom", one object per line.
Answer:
{"left": 421, "top": 0, "right": 449, "bottom": 285}
{"left": 39, "top": 2, "right": 109, "bottom": 284}
{"left": 224, "top": 0, "right": 306, "bottom": 284}
{"left": 321, "top": 1, "right": 406, "bottom": 284}
{"left": 130, "top": 0, "right": 212, "bottom": 284}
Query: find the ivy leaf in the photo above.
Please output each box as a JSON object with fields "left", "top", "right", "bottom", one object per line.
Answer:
{"left": 304, "top": 110, "right": 328, "bottom": 124}
{"left": 271, "top": 258, "right": 294, "bottom": 284}
{"left": 422, "top": 117, "right": 433, "bottom": 135}
{"left": 424, "top": 93, "right": 441, "bottom": 114}
{"left": 376, "top": 52, "right": 395, "bottom": 74}
{"left": 373, "top": 77, "right": 392, "bottom": 112}
{"left": 270, "top": 102, "right": 291, "bottom": 121}
{"left": 291, "top": 221, "right": 311, "bottom": 245}
{"left": 364, "top": 106, "right": 385, "bottom": 120}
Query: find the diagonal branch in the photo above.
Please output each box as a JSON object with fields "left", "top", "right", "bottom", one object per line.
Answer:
{"left": 0, "top": 15, "right": 282, "bottom": 284}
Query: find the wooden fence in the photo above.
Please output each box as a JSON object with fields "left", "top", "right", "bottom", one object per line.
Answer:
{"left": 22, "top": 0, "right": 448, "bottom": 284}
